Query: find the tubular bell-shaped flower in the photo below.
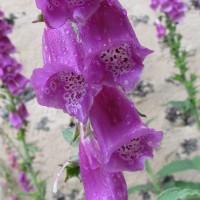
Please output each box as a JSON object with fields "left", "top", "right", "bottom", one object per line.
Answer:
{"left": 31, "top": 23, "right": 100, "bottom": 124}
{"left": 79, "top": 128, "right": 128, "bottom": 200}
{"left": 155, "top": 20, "right": 166, "bottom": 39}
{"left": 18, "top": 172, "right": 31, "bottom": 192}
{"left": 152, "top": 0, "right": 187, "bottom": 23}
{"left": 36, "top": 0, "right": 102, "bottom": 28}
{"left": 0, "top": 19, "right": 12, "bottom": 37}
{"left": 90, "top": 86, "right": 162, "bottom": 172}
{"left": 0, "top": 54, "right": 22, "bottom": 78}
{"left": 78, "top": 0, "right": 152, "bottom": 92}
{"left": 0, "top": 36, "right": 15, "bottom": 54}
{"left": 4, "top": 73, "right": 29, "bottom": 96}
{"left": 150, "top": 0, "right": 159, "bottom": 10}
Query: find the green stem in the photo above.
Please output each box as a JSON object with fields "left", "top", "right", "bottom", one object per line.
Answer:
{"left": 164, "top": 15, "right": 200, "bottom": 129}
{"left": 1, "top": 87, "right": 45, "bottom": 199}
{"left": 145, "top": 160, "right": 161, "bottom": 194}
{"left": 19, "top": 130, "right": 44, "bottom": 200}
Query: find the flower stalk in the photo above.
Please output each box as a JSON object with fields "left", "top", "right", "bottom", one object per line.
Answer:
{"left": 163, "top": 15, "right": 200, "bottom": 129}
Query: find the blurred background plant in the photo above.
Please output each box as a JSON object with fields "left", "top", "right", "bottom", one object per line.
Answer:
{"left": 0, "top": 10, "right": 46, "bottom": 200}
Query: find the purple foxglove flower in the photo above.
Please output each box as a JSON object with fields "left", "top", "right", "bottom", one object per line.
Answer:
{"left": 160, "top": 0, "right": 173, "bottom": 13}
{"left": 9, "top": 112, "right": 23, "bottom": 129}
{"left": 31, "top": 63, "right": 98, "bottom": 124}
{"left": 0, "top": 10, "right": 4, "bottom": 18}
{"left": 150, "top": 0, "right": 160, "bottom": 10}
{"left": 168, "top": 1, "right": 187, "bottom": 23}
{"left": 155, "top": 20, "right": 166, "bottom": 39}
{"left": 36, "top": 0, "right": 102, "bottom": 28}
{"left": 78, "top": 0, "right": 152, "bottom": 92}
{"left": 89, "top": 86, "right": 163, "bottom": 172}
{"left": 9, "top": 152, "right": 18, "bottom": 169}
{"left": 0, "top": 36, "right": 15, "bottom": 54}
{"left": 31, "top": 22, "right": 100, "bottom": 124}
{"left": 0, "top": 54, "right": 22, "bottom": 78}
{"left": 79, "top": 134, "right": 128, "bottom": 200}
{"left": 18, "top": 172, "right": 31, "bottom": 192}
{"left": 17, "top": 103, "right": 29, "bottom": 120}
{"left": 42, "top": 22, "right": 84, "bottom": 69}
{"left": 4, "top": 73, "right": 29, "bottom": 96}
{"left": 157, "top": 0, "right": 187, "bottom": 23}
{"left": 11, "top": 196, "right": 18, "bottom": 200}
{"left": 0, "top": 20, "right": 12, "bottom": 37}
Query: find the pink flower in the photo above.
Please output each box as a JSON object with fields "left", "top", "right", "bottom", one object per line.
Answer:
{"left": 155, "top": 20, "right": 166, "bottom": 39}
{"left": 31, "top": 22, "right": 100, "bottom": 124}
{"left": 36, "top": 0, "right": 102, "bottom": 28}
{"left": 78, "top": 0, "right": 152, "bottom": 92}
{"left": 79, "top": 129, "right": 128, "bottom": 200}
{"left": 9, "top": 152, "right": 18, "bottom": 169}
{"left": 90, "top": 86, "right": 163, "bottom": 172}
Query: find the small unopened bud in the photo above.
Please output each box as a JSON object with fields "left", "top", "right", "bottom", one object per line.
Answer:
{"left": 32, "top": 13, "right": 44, "bottom": 24}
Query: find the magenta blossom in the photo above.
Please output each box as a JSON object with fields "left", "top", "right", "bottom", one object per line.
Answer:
{"left": 78, "top": 0, "right": 152, "bottom": 92}
{"left": 36, "top": 0, "right": 102, "bottom": 28}
{"left": 4, "top": 73, "right": 29, "bottom": 96}
{"left": 8, "top": 103, "right": 28, "bottom": 129}
{"left": 0, "top": 36, "right": 15, "bottom": 54}
{"left": 151, "top": 0, "right": 187, "bottom": 23}
{"left": 0, "top": 54, "right": 22, "bottom": 78}
{"left": 150, "top": 0, "right": 159, "bottom": 10}
{"left": 9, "top": 112, "right": 23, "bottom": 129}
{"left": 18, "top": 172, "right": 31, "bottom": 192}
{"left": 11, "top": 196, "right": 18, "bottom": 200}
{"left": 9, "top": 152, "right": 18, "bottom": 169}
{"left": 31, "top": 22, "right": 100, "bottom": 124}
{"left": 155, "top": 20, "right": 166, "bottom": 39}
{"left": 90, "top": 86, "right": 162, "bottom": 172}
{"left": 0, "top": 20, "right": 12, "bottom": 37}
{"left": 79, "top": 133, "right": 128, "bottom": 200}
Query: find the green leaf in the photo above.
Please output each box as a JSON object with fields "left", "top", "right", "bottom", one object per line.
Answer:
{"left": 16, "top": 192, "right": 35, "bottom": 197}
{"left": 65, "top": 163, "right": 80, "bottom": 182}
{"left": 27, "top": 143, "right": 39, "bottom": 153}
{"left": 128, "top": 184, "right": 154, "bottom": 195}
{"left": 175, "top": 181, "right": 200, "bottom": 190}
{"left": 192, "top": 156, "right": 200, "bottom": 171}
{"left": 62, "top": 127, "right": 79, "bottom": 147}
{"left": 145, "top": 160, "right": 154, "bottom": 177}
{"left": 167, "top": 101, "right": 191, "bottom": 112}
{"left": 157, "top": 188, "right": 200, "bottom": 200}
{"left": 157, "top": 157, "right": 200, "bottom": 178}
{"left": 38, "top": 180, "right": 46, "bottom": 197}
{"left": 157, "top": 160, "right": 194, "bottom": 178}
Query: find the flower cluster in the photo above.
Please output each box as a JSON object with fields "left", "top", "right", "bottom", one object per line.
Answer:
{"left": 0, "top": 10, "right": 29, "bottom": 129}
{"left": 32, "top": 0, "right": 163, "bottom": 199}
{"left": 151, "top": 0, "right": 187, "bottom": 23}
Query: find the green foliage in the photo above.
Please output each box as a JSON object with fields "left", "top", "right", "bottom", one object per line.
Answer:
{"left": 157, "top": 157, "right": 200, "bottom": 177}
{"left": 62, "top": 126, "right": 79, "bottom": 147}
{"left": 128, "top": 184, "right": 154, "bottom": 195}
{"left": 156, "top": 188, "right": 200, "bottom": 200}
{"left": 162, "top": 14, "right": 200, "bottom": 129}
{"left": 167, "top": 100, "right": 191, "bottom": 113}
{"left": 65, "top": 163, "right": 80, "bottom": 182}
{"left": 129, "top": 157, "right": 200, "bottom": 198}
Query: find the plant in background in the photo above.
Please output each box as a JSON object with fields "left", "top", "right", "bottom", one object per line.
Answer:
{"left": 0, "top": 10, "right": 46, "bottom": 200}
{"left": 32, "top": 0, "right": 163, "bottom": 199}
{"left": 129, "top": 157, "right": 200, "bottom": 200}
{"left": 151, "top": 0, "right": 200, "bottom": 129}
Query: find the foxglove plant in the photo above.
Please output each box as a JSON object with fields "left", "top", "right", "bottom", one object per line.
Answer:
{"left": 32, "top": 0, "right": 163, "bottom": 199}
{"left": 0, "top": 10, "right": 46, "bottom": 200}
{"left": 151, "top": 0, "right": 200, "bottom": 129}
